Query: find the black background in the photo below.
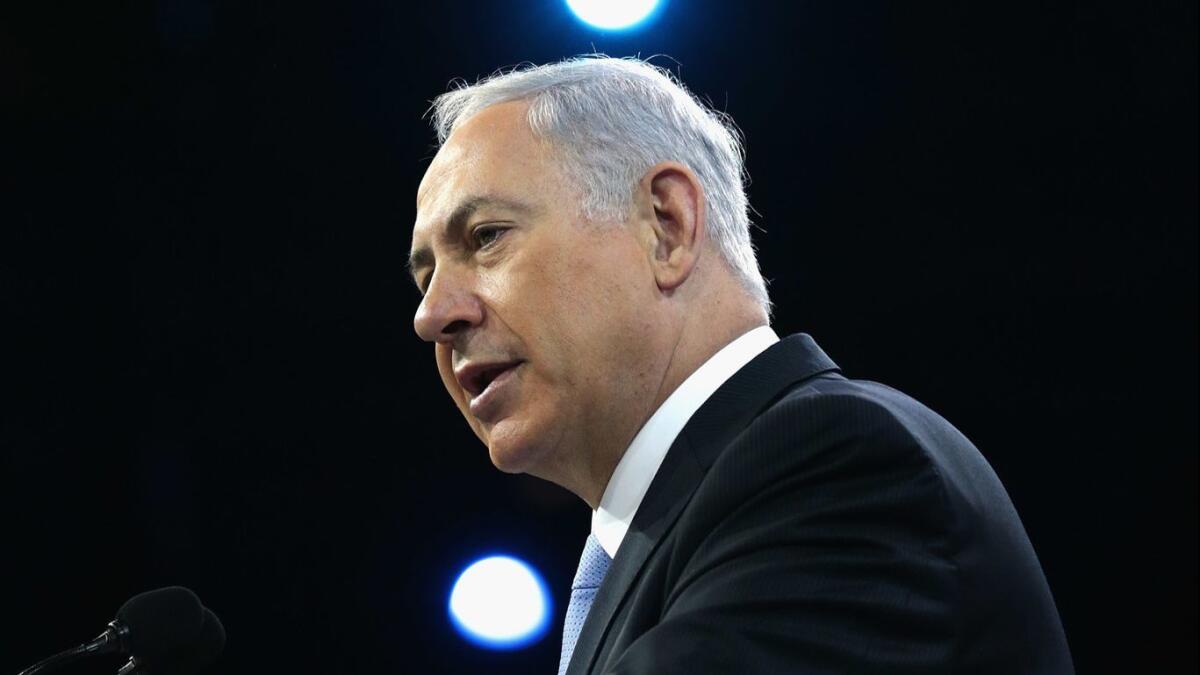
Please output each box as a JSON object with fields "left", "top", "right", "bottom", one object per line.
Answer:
{"left": 2, "top": 1, "right": 1196, "bottom": 673}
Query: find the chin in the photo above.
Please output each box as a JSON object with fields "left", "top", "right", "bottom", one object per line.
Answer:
{"left": 484, "top": 417, "right": 550, "bottom": 475}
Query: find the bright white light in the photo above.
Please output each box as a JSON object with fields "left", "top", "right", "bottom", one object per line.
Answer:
{"left": 566, "top": 0, "right": 661, "bottom": 30}
{"left": 448, "top": 555, "right": 551, "bottom": 649}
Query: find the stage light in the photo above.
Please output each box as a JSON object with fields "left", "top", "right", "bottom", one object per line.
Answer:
{"left": 448, "top": 555, "right": 552, "bottom": 650}
{"left": 566, "top": 0, "right": 662, "bottom": 31}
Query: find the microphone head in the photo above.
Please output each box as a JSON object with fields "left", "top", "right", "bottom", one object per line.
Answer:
{"left": 145, "top": 607, "right": 227, "bottom": 675}
{"left": 115, "top": 586, "right": 205, "bottom": 658}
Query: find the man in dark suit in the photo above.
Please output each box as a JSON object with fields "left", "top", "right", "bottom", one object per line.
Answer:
{"left": 409, "top": 56, "right": 1073, "bottom": 673}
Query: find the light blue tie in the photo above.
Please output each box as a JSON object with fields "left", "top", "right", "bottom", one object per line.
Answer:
{"left": 558, "top": 534, "right": 612, "bottom": 675}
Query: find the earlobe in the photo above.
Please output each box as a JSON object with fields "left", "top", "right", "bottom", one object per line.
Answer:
{"left": 643, "top": 162, "right": 706, "bottom": 292}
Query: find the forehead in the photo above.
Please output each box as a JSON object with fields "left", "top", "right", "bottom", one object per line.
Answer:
{"left": 414, "top": 101, "right": 558, "bottom": 238}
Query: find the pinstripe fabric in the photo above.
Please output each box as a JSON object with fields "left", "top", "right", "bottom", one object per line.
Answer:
{"left": 565, "top": 334, "right": 1074, "bottom": 675}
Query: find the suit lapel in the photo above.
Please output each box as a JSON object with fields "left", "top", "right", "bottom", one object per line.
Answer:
{"left": 566, "top": 429, "right": 705, "bottom": 675}
{"left": 568, "top": 333, "right": 841, "bottom": 674}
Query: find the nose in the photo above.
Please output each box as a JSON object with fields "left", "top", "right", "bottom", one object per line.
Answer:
{"left": 413, "top": 267, "right": 484, "bottom": 343}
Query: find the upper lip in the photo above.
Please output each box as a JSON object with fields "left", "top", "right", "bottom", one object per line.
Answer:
{"left": 454, "top": 359, "right": 523, "bottom": 397}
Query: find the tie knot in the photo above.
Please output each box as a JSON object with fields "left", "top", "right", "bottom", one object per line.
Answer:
{"left": 572, "top": 534, "right": 612, "bottom": 590}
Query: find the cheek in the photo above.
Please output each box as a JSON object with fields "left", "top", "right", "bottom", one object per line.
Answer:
{"left": 546, "top": 240, "right": 649, "bottom": 383}
{"left": 557, "top": 236, "right": 647, "bottom": 331}
{"left": 479, "top": 245, "right": 567, "bottom": 347}
{"left": 479, "top": 226, "right": 648, "bottom": 389}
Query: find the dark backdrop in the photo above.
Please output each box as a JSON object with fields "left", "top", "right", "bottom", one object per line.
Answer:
{"left": 2, "top": 1, "right": 1196, "bottom": 673}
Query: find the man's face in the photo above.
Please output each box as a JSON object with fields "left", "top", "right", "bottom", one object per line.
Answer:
{"left": 410, "top": 101, "right": 665, "bottom": 487}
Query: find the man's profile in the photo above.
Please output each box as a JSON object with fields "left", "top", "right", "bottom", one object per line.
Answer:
{"left": 409, "top": 56, "right": 1073, "bottom": 674}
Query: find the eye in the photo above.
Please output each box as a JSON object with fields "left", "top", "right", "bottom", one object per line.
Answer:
{"left": 472, "top": 224, "right": 510, "bottom": 250}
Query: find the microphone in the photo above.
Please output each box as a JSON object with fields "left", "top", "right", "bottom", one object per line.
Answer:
{"left": 18, "top": 586, "right": 206, "bottom": 675}
{"left": 117, "top": 607, "right": 226, "bottom": 675}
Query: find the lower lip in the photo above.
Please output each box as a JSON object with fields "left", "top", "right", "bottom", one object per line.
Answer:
{"left": 468, "top": 363, "right": 521, "bottom": 421}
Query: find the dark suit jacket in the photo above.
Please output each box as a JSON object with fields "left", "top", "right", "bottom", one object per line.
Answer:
{"left": 566, "top": 334, "right": 1073, "bottom": 674}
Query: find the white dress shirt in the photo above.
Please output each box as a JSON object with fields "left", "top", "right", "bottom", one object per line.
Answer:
{"left": 591, "top": 326, "right": 781, "bottom": 559}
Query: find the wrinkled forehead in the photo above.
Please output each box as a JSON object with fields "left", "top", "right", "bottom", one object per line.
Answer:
{"left": 415, "top": 142, "right": 474, "bottom": 224}
{"left": 413, "top": 102, "right": 570, "bottom": 239}
{"left": 419, "top": 109, "right": 508, "bottom": 202}
{"left": 412, "top": 147, "right": 501, "bottom": 248}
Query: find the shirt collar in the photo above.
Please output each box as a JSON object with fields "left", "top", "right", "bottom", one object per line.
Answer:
{"left": 590, "top": 325, "right": 780, "bottom": 558}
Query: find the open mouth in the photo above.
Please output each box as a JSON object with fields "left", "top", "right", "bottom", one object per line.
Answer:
{"left": 463, "top": 360, "right": 524, "bottom": 421}
{"left": 476, "top": 363, "right": 516, "bottom": 393}
{"left": 458, "top": 360, "right": 524, "bottom": 398}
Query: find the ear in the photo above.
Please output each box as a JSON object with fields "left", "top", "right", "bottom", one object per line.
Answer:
{"left": 637, "top": 161, "right": 707, "bottom": 292}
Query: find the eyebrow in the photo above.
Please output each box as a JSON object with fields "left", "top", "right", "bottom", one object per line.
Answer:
{"left": 408, "top": 195, "right": 534, "bottom": 291}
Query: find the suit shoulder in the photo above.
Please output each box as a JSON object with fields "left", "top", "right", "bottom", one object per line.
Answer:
{"left": 767, "top": 374, "right": 960, "bottom": 443}
{"left": 747, "top": 374, "right": 992, "bottom": 487}
{"left": 727, "top": 374, "right": 948, "bottom": 472}
{"left": 687, "top": 374, "right": 960, "bottom": 540}
{"left": 727, "top": 373, "right": 1027, "bottom": 557}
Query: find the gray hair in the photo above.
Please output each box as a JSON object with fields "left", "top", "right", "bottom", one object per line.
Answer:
{"left": 428, "top": 55, "right": 770, "bottom": 312}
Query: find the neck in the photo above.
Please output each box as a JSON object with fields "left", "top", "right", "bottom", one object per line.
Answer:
{"left": 653, "top": 315, "right": 767, "bottom": 415}
{"left": 576, "top": 294, "right": 767, "bottom": 509}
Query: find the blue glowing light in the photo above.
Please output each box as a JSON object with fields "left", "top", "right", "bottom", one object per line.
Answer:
{"left": 448, "top": 555, "right": 552, "bottom": 650}
{"left": 566, "top": 0, "right": 662, "bottom": 31}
